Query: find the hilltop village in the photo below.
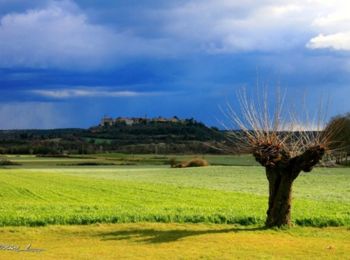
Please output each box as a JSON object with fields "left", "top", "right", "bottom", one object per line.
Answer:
{"left": 0, "top": 116, "right": 226, "bottom": 155}
{"left": 99, "top": 116, "right": 190, "bottom": 127}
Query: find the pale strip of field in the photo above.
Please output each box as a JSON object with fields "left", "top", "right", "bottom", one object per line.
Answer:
{"left": 10, "top": 159, "right": 88, "bottom": 162}
{"left": 23, "top": 166, "right": 350, "bottom": 202}
{"left": 0, "top": 223, "right": 349, "bottom": 260}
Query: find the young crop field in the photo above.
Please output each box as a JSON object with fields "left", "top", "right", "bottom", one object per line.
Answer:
{"left": 0, "top": 164, "right": 349, "bottom": 227}
{"left": 0, "top": 155, "right": 349, "bottom": 259}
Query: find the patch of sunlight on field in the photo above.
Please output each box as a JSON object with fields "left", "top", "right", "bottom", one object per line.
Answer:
{"left": 0, "top": 223, "right": 349, "bottom": 260}
{"left": 29, "top": 165, "right": 350, "bottom": 202}
{"left": 0, "top": 167, "right": 349, "bottom": 227}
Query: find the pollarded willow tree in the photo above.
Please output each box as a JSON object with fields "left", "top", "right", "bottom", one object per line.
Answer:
{"left": 222, "top": 89, "right": 341, "bottom": 228}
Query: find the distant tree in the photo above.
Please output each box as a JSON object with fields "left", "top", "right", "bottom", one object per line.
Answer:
{"left": 224, "top": 89, "right": 341, "bottom": 227}
{"left": 326, "top": 113, "right": 350, "bottom": 163}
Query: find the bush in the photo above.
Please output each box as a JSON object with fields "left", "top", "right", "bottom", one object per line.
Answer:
{"left": 169, "top": 158, "right": 178, "bottom": 167}
{"left": 0, "top": 159, "right": 20, "bottom": 166}
{"left": 173, "top": 158, "right": 209, "bottom": 168}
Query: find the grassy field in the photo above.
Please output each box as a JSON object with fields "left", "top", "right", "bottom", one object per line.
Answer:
{"left": 0, "top": 162, "right": 349, "bottom": 227}
{"left": 3, "top": 153, "right": 259, "bottom": 168}
{"left": 0, "top": 154, "right": 349, "bottom": 259}
{"left": 0, "top": 223, "right": 349, "bottom": 259}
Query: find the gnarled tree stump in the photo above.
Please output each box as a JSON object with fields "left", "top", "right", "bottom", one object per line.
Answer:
{"left": 253, "top": 144, "right": 325, "bottom": 227}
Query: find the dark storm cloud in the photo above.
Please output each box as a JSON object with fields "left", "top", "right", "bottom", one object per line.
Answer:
{"left": 0, "top": 0, "right": 349, "bottom": 129}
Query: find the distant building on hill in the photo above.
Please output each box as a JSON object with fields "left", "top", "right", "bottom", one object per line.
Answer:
{"left": 99, "top": 116, "right": 186, "bottom": 127}
{"left": 100, "top": 116, "right": 114, "bottom": 127}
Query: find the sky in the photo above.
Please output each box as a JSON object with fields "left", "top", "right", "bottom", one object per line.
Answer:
{"left": 0, "top": 0, "right": 350, "bottom": 129}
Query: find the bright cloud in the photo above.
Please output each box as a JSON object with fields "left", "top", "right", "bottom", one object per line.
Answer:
{"left": 0, "top": 0, "right": 170, "bottom": 69}
{"left": 159, "top": 0, "right": 350, "bottom": 53}
{"left": 0, "top": 1, "right": 112, "bottom": 69}
{"left": 161, "top": 0, "right": 307, "bottom": 53}
{"left": 0, "top": 0, "right": 350, "bottom": 70}
{"left": 307, "top": 32, "right": 350, "bottom": 51}
{"left": 31, "top": 88, "right": 163, "bottom": 99}
{"left": 307, "top": 1, "right": 350, "bottom": 51}
{"left": 158, "top": 0, "right": 313, "bottom": 52}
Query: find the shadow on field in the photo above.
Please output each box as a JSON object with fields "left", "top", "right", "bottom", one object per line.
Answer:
{"left": 97, "top": 226, "right": 266, "bottom": 244}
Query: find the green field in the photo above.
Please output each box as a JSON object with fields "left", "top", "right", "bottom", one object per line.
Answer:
{"left": 0, "top": 155, "right": 349, "bottom": 227}
{"left": 3, "top": 153, "right": 259, "bottom": 167}
{"left": 0, "top": 154, "right": 349, "bottom": 259}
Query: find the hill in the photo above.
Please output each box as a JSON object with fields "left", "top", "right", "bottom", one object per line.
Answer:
{"left": 0, "top": 117, "right": 228, "bottom": 155}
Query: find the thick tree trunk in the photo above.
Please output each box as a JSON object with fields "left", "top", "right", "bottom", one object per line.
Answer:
{"left": 265, "top": 168, "right": 296, "bottom": 227}
{"left": 252, "top": 144, "right": 325, "bottom": 228}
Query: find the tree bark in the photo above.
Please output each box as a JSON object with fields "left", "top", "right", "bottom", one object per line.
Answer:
{"left": 253, "top": 145, "right": 325, "bottom": 228}
{"left": 265, "top": 168, "right": 296, "bottom": 227}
